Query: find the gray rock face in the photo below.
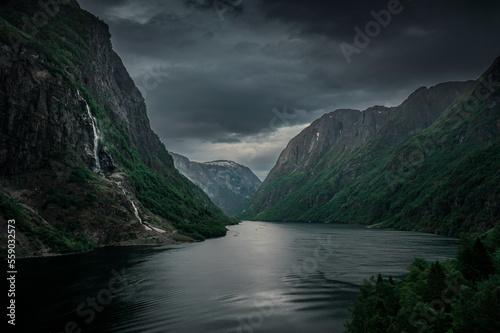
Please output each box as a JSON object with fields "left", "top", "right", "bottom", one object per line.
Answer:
{"left": 170, "top": 153, "right": 262, "bottom": 216}
{"left": 266, "top": 81, "right": 474, "bottom": 184}
{"left": 245, "top": 80, "right": 474, "bottom": 217}
{"left": 0, "top": 0, "right": 231, "bottom": 255}
{"left": 0, "top": 10, "right": 165, "bottom": 177}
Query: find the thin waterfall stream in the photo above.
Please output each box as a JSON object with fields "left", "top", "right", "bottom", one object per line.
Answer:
{"left": 77, "top": 89, "right": 165, "bottom": 233}
{"left": 84, "top": 102, "right": 102, "bottom": 174}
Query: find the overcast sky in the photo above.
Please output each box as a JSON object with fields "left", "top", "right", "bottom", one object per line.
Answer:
{"left": 78, "top": 0, "right": 500, "bottom": 180}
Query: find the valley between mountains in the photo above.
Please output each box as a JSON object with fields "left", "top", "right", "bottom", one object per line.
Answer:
{"left": 1, "top": 1, "right": 499, "bottom": 333}
{"left": 239, "top": 60, "right": 500, "bottom": 237}
{"left": 0, "top": 0, "right": 498, "bottom": 256}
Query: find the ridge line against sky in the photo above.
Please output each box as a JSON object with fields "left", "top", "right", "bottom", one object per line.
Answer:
{"left": 77, "top": 0, "right": 500, "bottom": 180}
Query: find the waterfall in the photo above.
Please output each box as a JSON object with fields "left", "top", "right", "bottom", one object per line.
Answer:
{"left": 120, "top": 186, "right": 165, "bottom": 233}
{"left": 77, "top": 89, "right": 102, "bottom": 174}
{"left": 85, "top": 103, "right": 102, "bottom": 174}
{"left": 130, "top": 200, "right": 142, "bottom": 224}
{"left": 76, "top": 90, "right": 164, "bottom": 233}
{"left": 121, "top": 188, "right": 142, "bottom": 224}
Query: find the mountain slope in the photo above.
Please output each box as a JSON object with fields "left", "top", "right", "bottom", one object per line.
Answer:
{"left": 240, "top": 58, "right": 499, "bottom": 236}
{"left": 170, "top": 153, "right": 262, "bottom": 216}
{"left": 0, "top": 0, "right": 234, "bottom": 256}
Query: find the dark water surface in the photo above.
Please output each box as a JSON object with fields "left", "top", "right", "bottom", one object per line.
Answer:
{"left": 17, "top": 222, "right": 458, "bottom": 333}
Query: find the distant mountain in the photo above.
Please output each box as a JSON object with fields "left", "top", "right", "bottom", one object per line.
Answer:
{"left": 170, "top": 153, "right": 262, "bottom": 216}
{"left": 0, "top": 0, "right": 234, "bottom": 256}
{"left": 239, "top": 57, "right": 500, "bottom": 236}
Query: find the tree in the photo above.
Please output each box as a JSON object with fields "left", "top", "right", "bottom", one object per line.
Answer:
{"left": 457, "top": 238, "right": 495, "bottom": 283}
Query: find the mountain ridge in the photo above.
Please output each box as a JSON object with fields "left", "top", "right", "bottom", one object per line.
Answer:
{"left": 170, "top": 152, "right": 262, "bottom": 216}
{"left": 0, "top": 0, "right": 234, "bottom": 256}
{"left": 239, "top": 59, "right": 499, "bottom": 236}
{"left": 247, "top": 80, "right": 474, "bottom": 214}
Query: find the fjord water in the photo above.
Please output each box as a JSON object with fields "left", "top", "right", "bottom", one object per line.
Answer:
{"left": 17, "top": 222, "right": 458, "bottom": 333}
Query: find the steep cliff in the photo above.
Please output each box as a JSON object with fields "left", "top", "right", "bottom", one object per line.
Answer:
{"left": 240, "top": 59, "right": 500, "bottom": 236}
{"left": 0, "top": 0, "right": 233, "bottom": 256}
{"left": 170, "top": 153, "right": 262, "bottom": 216}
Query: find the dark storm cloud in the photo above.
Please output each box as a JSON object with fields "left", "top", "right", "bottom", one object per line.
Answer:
{"left": 257, "top": 0, "right": 500, "bottom": 79}
{"left": 75, "top": 0, "right": 128, "bottom": 17}
{"left": 258, "top": 0, "right": 499, "bottom": 39}
{"left": 77, "top": 0, "right": 500, "bottom": 178}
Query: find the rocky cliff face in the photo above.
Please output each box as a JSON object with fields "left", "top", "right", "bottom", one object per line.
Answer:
{"left": 170, "top": 153, "right": 262, "bottom": 216}
{"left": 266, "top": 82, "right": 473, "bottom": 180}
{"left": 0, "top": 1, "right": 168, "bottom": 177}
{"left": 240, "top": 60, "right": 500, "bottom": 236}
{"left": 0, "top": 0, "right": 233, "bottom": 256}
{"left": 252, "top": 81, "right": 473, "bottom": 211}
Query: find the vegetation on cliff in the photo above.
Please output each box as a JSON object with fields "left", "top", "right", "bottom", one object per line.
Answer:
{"left": 240, "top": 57, "right": 499, "bottom": 237}
{"left": 0, "top": 0, "right": 234, "bottom": 255}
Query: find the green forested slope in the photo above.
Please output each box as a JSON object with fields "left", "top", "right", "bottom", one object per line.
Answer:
{"left": 241, "top": 57, "right": 499, "bottom": 237}
{"left": 0, "top": 0, "right": 234, "bottom": 255}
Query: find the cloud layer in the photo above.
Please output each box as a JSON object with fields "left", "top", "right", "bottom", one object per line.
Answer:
{"left": 78, "top": 0, "right": 500, "bottom": 179}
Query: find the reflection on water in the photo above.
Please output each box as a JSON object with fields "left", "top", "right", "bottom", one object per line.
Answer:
{"left": 17, "top": 222, "right": 458, "bottom": 333}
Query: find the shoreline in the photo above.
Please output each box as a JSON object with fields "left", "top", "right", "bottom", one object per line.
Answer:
{"left": 239, "top": 220, "right": 462, "bottom": 239}
{"left": 5, "top": 228, "right": 199, "bottom": 260}
{"left": 11, "top": 239, "right": 196, "bottom": 260}
{"left": 7, "top": 220, "right": 464, "bottom": 259}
